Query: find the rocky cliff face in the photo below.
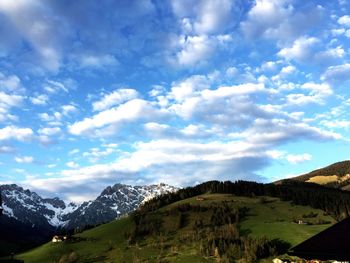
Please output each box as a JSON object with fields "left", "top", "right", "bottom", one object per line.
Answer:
{"left": 0, "top": 183, "right": 178, "bottom": 230}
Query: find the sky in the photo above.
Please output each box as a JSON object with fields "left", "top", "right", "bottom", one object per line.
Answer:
{"left": 0, "top": 0, "right": 350, "bottom": 202}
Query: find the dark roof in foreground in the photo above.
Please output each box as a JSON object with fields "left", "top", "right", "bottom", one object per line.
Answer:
{"left": 289, "top": 216, "right": 350, "bottom": 260}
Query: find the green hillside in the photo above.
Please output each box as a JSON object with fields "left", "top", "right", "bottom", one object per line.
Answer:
{"left": 17, "top": 194, "right": 335, "bottom": 263}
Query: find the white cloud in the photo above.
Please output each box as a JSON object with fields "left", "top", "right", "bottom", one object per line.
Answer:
{"left": 44, "top": 80, "right": 68, "bottom": 94}
{"left": 38, "top": 112, "right": 62, "bottom": 126}
{"left": 0, "top": 73, "right": 21, "bottom": 91}
{"left": 287, "top": 82, "right": 333, "bottom": 105}
{"left": 66, "top": 161, "right": 79, "bottom": 169}
{"left": 169, "top": 82, "right": 269, "bottom": 121}
{"left": 169, "top": 74, "right": 210, "bottom": 102}
{"left": 286, "top": 153, "right": 312, "bottom": 164}
{"left": 0, "top": 0, "right": 64, "bottom": 71}
{"left": 62, "top": 104, "right": 78, "bottom": 116}
{"left": 168, "top": 0, "right": 235, "bottom": 67}
{"left": 173, "top": 35, "right": 216, "bottom": 67}
{"left": 236, "top": 118, "right": 340, "bottom": 145}
{"left": 0, "top": 145, "right": 15, "bottom": 153}
{"left": 192, "top": 0, "right": 233, "bottom": 35}
{"left": 259, "top": 61, "right": 279, "bottom": 72}
{"left": 241, "top": 0, "right": 293, "bottom": 39}
{"left": 171, "top": 0, "right": 234, "bottom": 35}
{"left": 225, "top": 66, "right": 238, "bottom": 77}
{"left": 280, "top": 65, "right": 296, "bottom": 75}
{"left": 338, "top": 15, "right": 350, "bottom": 27}
{"left": 15, "top": 155, "right": 34, "bottom": 164}
{"left": 144, "top": 122, "right": 170, "bottom": 133}
{"left": 83, "top": 147, "right": 116, "bottom": 163}
{"left": 38, "top": 127, "right": 61, "bottom": 136}
{"left": 68, "top": 149, "right": 80, "bottom": 156}
{"left": 267, "top": 150, "right": 312, "bottom": 164}
{"left": 278, "top": 36, "right": 319, "bottom": 62}
{"left": 320, "top": 120, "right": 350, "bottom": 129}
{"left": 69, "top": 99, "right": 166, "bottom": 136}
{"left": 30, "top": 94, "right": 49, "bottom": 105}
{"left": 0, "top": 126, "right": 33, "bottom": 141}
{"left": 241, "top": 0, "right": 323, "bottom": 43}
{"left": 321, "top": 63, "right": 350, "bottom": 84}
{"left": 78, "top": 54, "right": 119, "bottom": 68}
{"left": 92, "top": 89, "right": 139, "bottom": 111}
{"left": 0, "top": 92, "right": 23, "bottom": 109}
{"left": 24, "top": 138, "right": 268, "bottom": 199}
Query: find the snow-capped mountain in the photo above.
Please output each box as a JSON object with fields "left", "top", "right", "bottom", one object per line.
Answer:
{"left": 0, "top": 184, "right": 78, "bottom": 229}
{"left": 65, "top": 183, "right": 178, "bottom": 229}
{"left": 0, "top": 183, "right": 178, "bottom": 230}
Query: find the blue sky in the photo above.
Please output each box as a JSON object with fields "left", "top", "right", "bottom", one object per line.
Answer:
{"left": 0, "top": 0, "right": 350, "bottom": 202}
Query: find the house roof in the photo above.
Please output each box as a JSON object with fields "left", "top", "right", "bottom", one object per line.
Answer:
{"left": 289, "top": 217, "right": 350, "bottom": 260}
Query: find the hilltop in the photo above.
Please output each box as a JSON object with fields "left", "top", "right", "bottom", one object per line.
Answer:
{"left": 289, "top": 160, "right": 350, "bottom": 190}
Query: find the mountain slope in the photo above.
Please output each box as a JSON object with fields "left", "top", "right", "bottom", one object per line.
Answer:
{"left": 16, "top": 193, "right": 336, "bottom": 263}
{"left": 289, "top": 160, "right": 350, "bottom": 190}
{"left": 64, "top": 183, "right": 178, "bottom": 229}
{"left": 0, "top": 184, "right": 78, "bottom": 229}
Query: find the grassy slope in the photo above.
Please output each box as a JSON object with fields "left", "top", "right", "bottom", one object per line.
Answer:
{"left": 292, "top": 160, "right": 350, "bottom": 182}
{"left": 17, "top": 194, "right": 335, "bottom": 263}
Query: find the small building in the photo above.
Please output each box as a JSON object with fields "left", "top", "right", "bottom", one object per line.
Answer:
{"left": 52, "top": 235, "right": 63, "bottom": 243}
{"left": 289, "top": 216, "right": 350, "bottom": 261}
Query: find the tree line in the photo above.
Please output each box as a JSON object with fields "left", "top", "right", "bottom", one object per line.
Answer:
{"left": 140, "top": 180, "right": 350, "bottom": 221}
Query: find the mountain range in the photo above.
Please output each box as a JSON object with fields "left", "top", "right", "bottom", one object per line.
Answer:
{"left": 0, "top": 182, "right": 177, "bottom": 230}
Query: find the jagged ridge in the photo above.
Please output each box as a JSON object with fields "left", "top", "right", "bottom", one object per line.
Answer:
{"left": 0, "top": 183, "right": 178, "bottom": 230}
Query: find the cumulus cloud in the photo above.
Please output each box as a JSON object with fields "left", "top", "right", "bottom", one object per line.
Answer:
{"left": 338, "top": 15, "right": 350, "bottom": 27}
{"left": 241, "top": 0, "right": 293, "bottom": 39}
{"left": 278, "top": 36, "right": 319, "bottom": 62}
{"left": 166, "top": 0, "right": 236, "bottom": 67}
{"left": 171, "top": 0, "right": 235, "bottom": 35}
{"left": 241, "top": 0, "right": 323, "bottom": 43}
{"left": 0, "top": 126, "right": 33, "bottom": 141}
